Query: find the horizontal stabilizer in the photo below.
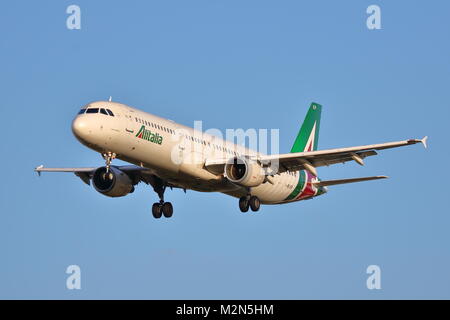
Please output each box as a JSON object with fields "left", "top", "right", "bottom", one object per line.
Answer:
{"left": 313, "top": 175, "right": 388, "bottom": 187}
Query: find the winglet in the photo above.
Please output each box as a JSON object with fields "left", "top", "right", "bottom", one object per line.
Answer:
{"left": 35, "top": 165, "right": 43, "bottom": 176}
{"left": 421, "top": 136, "right": 428, "bottom": 149}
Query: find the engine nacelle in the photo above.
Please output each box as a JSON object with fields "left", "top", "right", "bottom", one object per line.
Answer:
{"left": 224, "top": 157, "right": 265, "bottom": 187}
{"left": 92, "top": 166, "right": 134, "bottom": 197}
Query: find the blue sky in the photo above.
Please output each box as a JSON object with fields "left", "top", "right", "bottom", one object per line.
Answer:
{"left": 0, "top": 0, "right": 449, "bottom": 299}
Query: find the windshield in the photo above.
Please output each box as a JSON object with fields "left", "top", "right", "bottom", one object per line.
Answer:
{"left": 86, "top": 108, "right": 99, "bottom": 114}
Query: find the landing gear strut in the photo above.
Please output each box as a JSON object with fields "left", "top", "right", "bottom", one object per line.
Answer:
{"left": 101, "top": 152, "right": 116, "bottom": 173}
{"left": 151, "top": 177, "right": 174, "bottom": 219}
{"left": 239, "top": 195, "right": 261, "bottom": 213}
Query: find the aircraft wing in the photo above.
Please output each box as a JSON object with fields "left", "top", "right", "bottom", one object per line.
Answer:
{"left": 35, "top": 165, "right": 151, "bottom": 185}
{"left": 35, "top": 166, "right": 97, "bottom": 173}
{"left": 204, "top": 137, "right": 427, "bottom": 176}
{"left": 34, "top": 165, "right": 146, "bottom": 174}
{"left": 254, "top": 136, "right": 427, "bottom": 176}
{"left": 34, "top": 164, "right": 185, "bottom": 190}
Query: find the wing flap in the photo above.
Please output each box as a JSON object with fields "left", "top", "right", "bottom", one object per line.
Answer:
{"left": 34, "top": 165, "right": 151, "bottom": 185}
{"left": 204, "top": 158, "right": 229, "bottom": 175}
{"left": 34, "top": 165, "right": 148, "bottom": 174}
{"left": 34, "top": 165, "right": 97, "bottom": 173}
{"left": 273, "top": 150, "right": 378, "bottom": 172}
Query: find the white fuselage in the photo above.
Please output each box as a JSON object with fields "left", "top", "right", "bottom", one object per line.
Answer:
{"left": 72, "top": 101, "right": 321, "bottom": 204}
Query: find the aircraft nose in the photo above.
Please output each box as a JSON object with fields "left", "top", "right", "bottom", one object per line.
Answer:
{"left": 71, "top": 116, "right": 88, "bottom": 140}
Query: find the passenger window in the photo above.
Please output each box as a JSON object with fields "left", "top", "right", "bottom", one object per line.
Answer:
{"left": 86, "top": 108, "right": 99, "bottom": 114}
{"left": 100, "top": 108, "right": 108, "bottom": 115}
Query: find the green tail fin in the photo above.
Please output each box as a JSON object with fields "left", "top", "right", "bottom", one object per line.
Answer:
{"left": 290, "top": 102, "right": 322, "bottom": 153}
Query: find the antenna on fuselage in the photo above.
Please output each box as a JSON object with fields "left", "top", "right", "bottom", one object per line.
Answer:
{"left": 108, "top": 96, "right": 112, "bottom": 102}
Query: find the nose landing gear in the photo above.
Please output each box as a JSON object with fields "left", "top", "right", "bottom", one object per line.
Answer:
{"left": 101, "top": 152, "right": 116, "bottom": 179}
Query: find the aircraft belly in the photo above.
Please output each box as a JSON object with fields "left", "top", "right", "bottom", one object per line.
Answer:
{"left": 252, "top": 174, "right": 297, "bottom": 204}
{"left": 214, "top": 173, "right": 299, "bottom": 204}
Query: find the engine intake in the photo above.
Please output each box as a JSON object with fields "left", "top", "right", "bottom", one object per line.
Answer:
{"left": 92, "top": 166, "right": 134, "bottom": 197}
{"left": 225, "top": 157, "right": 265, "bottom": 187}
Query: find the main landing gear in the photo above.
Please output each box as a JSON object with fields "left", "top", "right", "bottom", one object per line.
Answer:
{"left": 152, "top": 201, "right": 173, "bottom": 219}
{"left": 239, "top": 195, "right": 261, "bottom": 213}
{"left": 151, "top": 177, "right": 173, "bottom": 219}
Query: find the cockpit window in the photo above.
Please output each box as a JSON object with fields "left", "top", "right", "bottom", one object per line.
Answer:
{"left": 78, "top": 109, "right": 86, "bottom": 114}
{"left": 106, "top": 109, "right": 114, "bottom": 116}
{"left": 100, "top": 108, "right": 108, "bottom": 115}
{"left": 86, "top": 108, "right": 99, "bottom": 114}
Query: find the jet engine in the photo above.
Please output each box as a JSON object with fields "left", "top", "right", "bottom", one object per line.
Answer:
{"left": 92, "top": 166, "right": 134, "bottom": 197}
{"left": 224, "top": 157, "right": 265, "bottom": 187}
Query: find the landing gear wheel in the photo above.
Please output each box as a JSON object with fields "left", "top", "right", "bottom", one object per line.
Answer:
{"left": 162, "top": 202, "right": 173, "bottom": 218}
{"left": 249, "top": 196, "right": 261, "bottom": 212}
{"left": 152, "top": 203, "right": 162, "bottom": 219}
{"left": 239, "top": 197, "right": 250, "bottom": 213}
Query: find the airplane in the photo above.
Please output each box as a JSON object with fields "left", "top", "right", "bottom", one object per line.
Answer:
{"left": 35, "top": 101, "right": 427, "bottom": 219}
